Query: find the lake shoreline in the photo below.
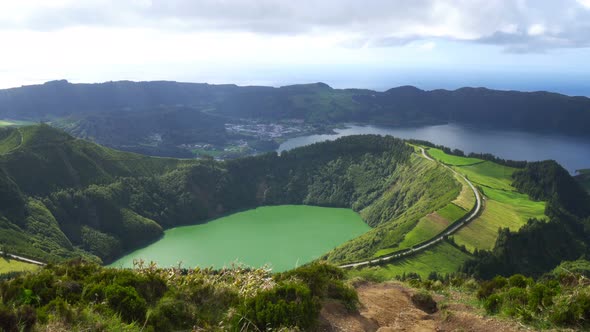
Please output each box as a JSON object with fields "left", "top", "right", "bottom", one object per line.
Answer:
{"left": 278, "top": 123, "right": 590, "bottom": 174}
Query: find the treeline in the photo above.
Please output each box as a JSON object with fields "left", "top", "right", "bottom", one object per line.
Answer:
{"left": 405, "top": 139, "right": 527, "bottom": 168}
{"left": 463, "top": 161, "right": 590, "bottom": 278}
{"left": 0, "top": 260, "right": 356, "bottom": 331}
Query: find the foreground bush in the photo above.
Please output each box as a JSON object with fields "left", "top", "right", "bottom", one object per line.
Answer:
{"left": 475, "top": 265, "right": 590, "bottom": 328}
{"left": 234, "top": 282, "right": 320, "bottom": 330}
{"left": 0, "top": 260, "right": 356, "bottom": 331}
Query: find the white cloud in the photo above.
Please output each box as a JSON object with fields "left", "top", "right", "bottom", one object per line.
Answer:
{"left": 0, "top": 0, "right": 590, "bottom": 88}
{"left": 528, "top": 24, "right": 546, "bottom": 36}
{"left": 0, "top": 0, "right": 589, "bottom": 52}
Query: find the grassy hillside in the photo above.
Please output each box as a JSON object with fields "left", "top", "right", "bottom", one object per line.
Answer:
{"left": 427, "top": 148, "right": 482, "bottom": 166}
{"left": 347, "top": 241, "right": 471, "bottom": 280}
{"left": 427, "top": 148, "right": 547, "bottom": 252}
{"left": 0, "top": 257, "right": 39, "bottom": 274}
{"left": 323, "top": 154, "right": 461, "bottom": 263}
{"left": 348, "top": 146, "right": 547, "bottom": 278}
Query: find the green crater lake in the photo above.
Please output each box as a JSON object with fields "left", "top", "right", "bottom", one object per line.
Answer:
{"left": 109, "top": 205, "right": 369, "bottom": 272}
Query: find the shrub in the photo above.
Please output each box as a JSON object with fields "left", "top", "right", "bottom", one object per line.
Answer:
{"left": 477, "top": 276, "right": 508, "bottom": 299}
{"left": 484, "top": 294, "right": 503, "bottom": 314}
{"left": 279, "top": 263, "right": 344, "bottom": 297}
{"left": 104, "top": 284, "right": 147, "bottom": 323}
{"left": 16, "top": 305, "right": 37, "bottom": 332}
{"left": 327, "top": 280, "right": 359, "bottom": 312}
{"left": 41, "top": 298, "right": 75, "bottom": 325}
{"left": 549, "top": 291, "right": 590, "bottom": 326}
{"left": 411, "top": 291, "right": 437, "bottom": 314}
{"left": 0, "top": 305, "right": 17, "bottom": 332}
{"left": 148, "top": 296, "right": 193, "bottom": 331}
{"left": 508, "top": 274, "right": 529, "bottom": 288}
{"left": 234, "top": 282, "right": 320, "bottom": 330}
{"left": 503, "top": 287, "right": 527, "bottom": 317}
{"left": 526, "top": 283, "right": 556, "bottom": 313}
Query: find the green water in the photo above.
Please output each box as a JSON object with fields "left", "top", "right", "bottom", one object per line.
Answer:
{"left": 109, "top": 205, "right": 369, "bottom": 272}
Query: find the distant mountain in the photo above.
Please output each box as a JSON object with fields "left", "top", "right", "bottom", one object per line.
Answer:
{"left": 1, "top": 80, "right": 590, "bottom": 158}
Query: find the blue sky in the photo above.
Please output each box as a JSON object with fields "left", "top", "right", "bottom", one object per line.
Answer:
{"left": 1, "top": 0, "right": 589, "bottom": 95}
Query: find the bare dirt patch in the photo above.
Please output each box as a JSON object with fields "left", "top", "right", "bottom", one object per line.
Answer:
{"left": 319, "top": 281, "right": 530, "bottom": 332}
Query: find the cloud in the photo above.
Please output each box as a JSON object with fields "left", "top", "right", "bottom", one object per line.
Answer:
{"left": 1, "top": 0, "right": 590, "bottom": 52}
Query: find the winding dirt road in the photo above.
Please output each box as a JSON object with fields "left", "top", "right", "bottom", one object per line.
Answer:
{"left": 339, "top": 147, "right": 482, "bottom": 269}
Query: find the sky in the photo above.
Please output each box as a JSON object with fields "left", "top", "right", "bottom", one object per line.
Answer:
{"left": 1, "top": 0, "right": 590, "bottom": 95}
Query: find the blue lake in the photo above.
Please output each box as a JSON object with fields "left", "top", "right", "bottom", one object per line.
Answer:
{"left": 278, "top": 124, "right": 590, "bottom": 174}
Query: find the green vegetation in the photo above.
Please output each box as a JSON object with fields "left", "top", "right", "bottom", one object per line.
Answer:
{"left": 452, "top": 174, "right": 476, "bottom": 210}
{"left": 431, "top": 151, "right": 548, "bottom": 253}
{"left": 427, "top": 148, "right": 482, "bottom": 166}
{"left": 464, "top": 160, "right": 590, "bottom": 278}
{"left": 375, "top": 260, "right": 590, "bottom": 330}
{"left": 476, "top": 269, "right": 590, "bottom": 329}
{"left": 398, "top": 201, "right": 467, "bottom": 249}
{"left": 0, "top": 128, "right": 22, "bottom": 153}
{"left": 397, "top": 213, "right": 449, "bottom": 249}
{"left": 354, "top": 146, "right": 551, "bottom": 280}
{"left": 4, "top": 80, "right": 590, "bottom": 144}
{"left": 191, "top": 147, "right": 224, "bottom": 157}
{"left": 436, "top": 203, "right": 466, "bottom": 221}
{"left": 0, "top": 260, "right": 355, "bottom": 331}
{"left": 0, "top": 258, "right": 39, "bottom": 274}
{"left": 454, "top": 161, "right": 516, "bottom": 191}
{"left": 454, "top": 187, "right": 545, "bottom": 251}
{"left": 110, "top": 205, "right": 370, "bottom": 271}
{"left": 453, "top": 198, "right": 543, "bottom": 252}
{"left": 324, "top": 154, "right": 461, "bottom": 263}
{"left": 2, "top": 126, "right": 463, "bottom": 266}
{"left": 348, "top": 241, "right": 471, "bottom": 280}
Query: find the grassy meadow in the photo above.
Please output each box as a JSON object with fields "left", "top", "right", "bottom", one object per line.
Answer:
{"left": 398, "top": 213, "right": 450, "bottom": 248}
{"left": 0, "top": 257, "right": 39, "bottom": 274}
{"left": 427, "top": 148, "right": 483, "bottom": 166}
{"left": 453, "top": 197, "right": 544, "bottom": 251}
{"left": 455, "top": 161, "right": 516, "bottom": 191}
{"left": 449, "top": 156, "right": 546, "bottom": 252}
{"left": 348, "top": 241, "right": 471, "bottom": 280}
{"left": 452, "top": 173, "right": 476, "bottom": 210}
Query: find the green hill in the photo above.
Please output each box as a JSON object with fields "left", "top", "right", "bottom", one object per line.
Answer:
{"left": 0, "top": 125, "right": 462, "bottom": 265}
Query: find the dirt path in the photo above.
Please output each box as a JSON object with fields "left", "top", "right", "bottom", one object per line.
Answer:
{"left": 319, "top": 282, "right": 529, "bottom": 332}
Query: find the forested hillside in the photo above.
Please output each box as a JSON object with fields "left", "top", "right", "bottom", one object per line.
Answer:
{"left": 0, "top": 125, "right": 458, "bottom": 265}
